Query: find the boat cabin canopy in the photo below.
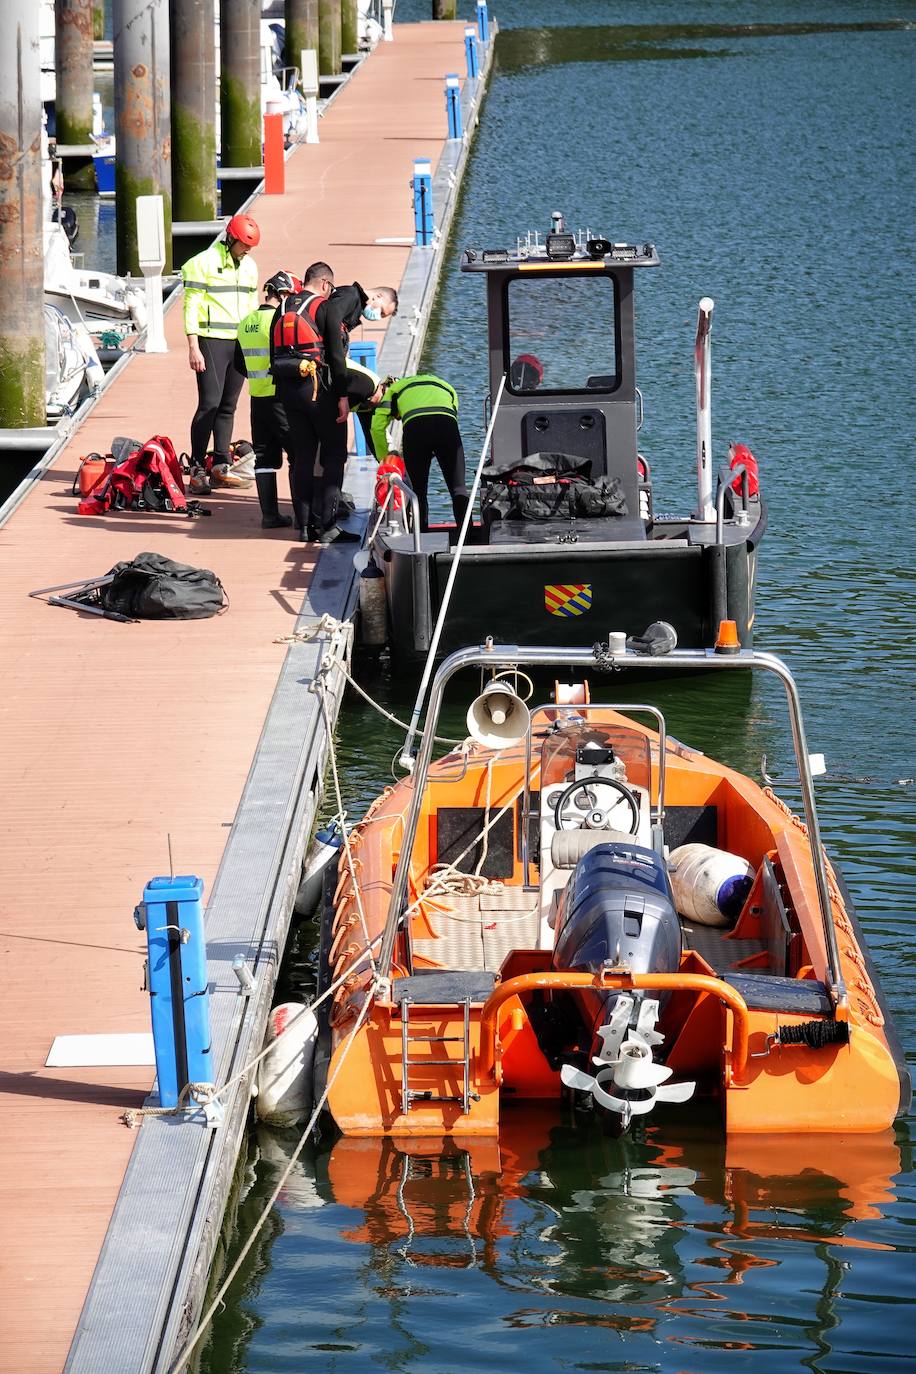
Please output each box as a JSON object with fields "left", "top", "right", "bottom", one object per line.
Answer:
{"left": 460, "top": 221, "right": 659, "bottom": 515}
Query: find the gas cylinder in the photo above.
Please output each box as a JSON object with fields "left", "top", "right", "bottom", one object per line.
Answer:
{"left": 375, "top": 454, "right": 405, "bottom": 511}
{"left": 728, "top": 442, "right": 760, "bottom": 497}
{"left": 667, "top": 843, "right": 754, "bottom": 927}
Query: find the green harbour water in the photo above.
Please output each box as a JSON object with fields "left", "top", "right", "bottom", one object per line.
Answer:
{"left": 201, "top": 4, "right": 915, "bottom": 1370}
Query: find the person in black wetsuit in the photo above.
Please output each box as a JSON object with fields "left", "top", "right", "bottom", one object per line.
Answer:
{"left": 374, "top": 374, "right": 469, "bottom": 531}
{"left": 273, "top": 265, "right": 398, "bottom": 544}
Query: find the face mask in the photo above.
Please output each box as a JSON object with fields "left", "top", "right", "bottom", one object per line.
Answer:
{"left": 362, "top": 305, "right": 382, "bottom": 322}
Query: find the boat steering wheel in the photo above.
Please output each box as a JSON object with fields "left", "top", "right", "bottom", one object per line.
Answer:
{"left": 552, "top": 775, "right": 641, "bottom": 835}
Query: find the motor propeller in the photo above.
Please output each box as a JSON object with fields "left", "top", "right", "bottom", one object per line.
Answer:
{"left": 561, "top": 994, "right": 695, "bottom": 1130}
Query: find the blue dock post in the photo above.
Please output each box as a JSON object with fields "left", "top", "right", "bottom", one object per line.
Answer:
{"left": 477, "top": 0, "right": 489, "bottom": 45}
{"left": 464, "top": 25, "right": 479, "bottom": 79}
{"left": 347, "top": 339, "right": 379, "bottom": 456}
{"left": 412, "top": 158, "right": 434, "bottom": 246}
{"left": 136, "top": 875, "right": 213, "bottom": 1110}
{"left": 445, "top": 74, "right": 462, "bottom": 140}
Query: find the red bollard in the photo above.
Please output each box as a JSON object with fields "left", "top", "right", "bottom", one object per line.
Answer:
{"left": 264, "top": 113, "right": 285, "bottom": 195}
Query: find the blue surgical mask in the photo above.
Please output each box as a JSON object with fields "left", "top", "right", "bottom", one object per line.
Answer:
{"left": 362, "top": 305, "right": 382, "bottom": 322}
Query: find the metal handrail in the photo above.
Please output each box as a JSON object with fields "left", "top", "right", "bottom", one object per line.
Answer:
{"left": 381, "top": 475, "right": 422, "bottom": 552}
{"left": 520, "top": 703, "right": 668, "bottom": 885}
{"left": 376, "top": 642, "right": 846, "bottom": 1014}
{"left": 715, "top": 462, "right": 749, "bottom": 544}
{"left": 478, "top": 969, "right": 751, "bottom": 1083}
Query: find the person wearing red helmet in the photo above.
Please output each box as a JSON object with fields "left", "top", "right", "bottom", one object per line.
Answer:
{"left": 509, "top": 353, "right": 544, "bottom": 391}
{"left": 181, "top": 213, "right": 261, "bottom": 488}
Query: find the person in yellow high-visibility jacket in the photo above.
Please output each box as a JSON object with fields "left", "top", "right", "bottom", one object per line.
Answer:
{"left": 234, "top": 270, "right": 303, "bottom": 529}
{"left": 370, "top": 374, "right": 468, "bottom": 530}
{"left": 182, "top": 213, "right": 260, "bottom": 487}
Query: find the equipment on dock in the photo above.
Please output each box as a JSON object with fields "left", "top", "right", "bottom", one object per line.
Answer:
{"left": 369, "top": 215, "right": 766, "bottom": 662}
{"left": 134, "top": 875, "right": 214, "bottom": 1111}
{"left": 312, "top": 639, "right": 909, "bottom": 1140}
{"left": 30, "top": 552, "right": 227, "bottom": 622}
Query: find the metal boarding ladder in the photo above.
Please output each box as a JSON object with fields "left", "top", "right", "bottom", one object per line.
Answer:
{"left": 399, "top": 996, "right": 478, "bottom": 1115}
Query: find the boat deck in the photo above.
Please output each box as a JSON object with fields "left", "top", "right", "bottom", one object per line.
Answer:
{"left": 0, "top": 22, "right": 479, "bottom": 1373}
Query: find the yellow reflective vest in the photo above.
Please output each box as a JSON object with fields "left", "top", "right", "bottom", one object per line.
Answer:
{"left": 237, "top": 304, "right": 276, "bottom": 398}
{"left": 182, "top": 240, "right": 259, "bottom": 341}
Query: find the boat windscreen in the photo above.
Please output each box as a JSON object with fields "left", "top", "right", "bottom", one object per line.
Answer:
{"left": 506, "top": 274, "right": 619, "bottom": 396}
{"left": 539, "top": 721, "right": 652, "bottom": 794}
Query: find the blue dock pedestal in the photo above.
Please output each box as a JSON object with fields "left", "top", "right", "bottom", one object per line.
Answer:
{"left": 477, "top": 0, "right": 489, "bottom": 45}
{"left": 137, "top": 875, "right": 212, "bottom": 1109}
{"left": 465, "top": 26, "right": 479, "bottom": 80}
{"left": 412, "top": 158, "right": 434, "bottom": 246}
{"left": 348, "top": 339, "right": 379, "bottom": 457}
{"left": 445, "top": 74, "right": 462, "bottom": 141}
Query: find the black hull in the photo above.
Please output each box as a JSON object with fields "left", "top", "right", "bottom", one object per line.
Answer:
{"left": 375, "top": 510, "right": 765, "bottom": 665}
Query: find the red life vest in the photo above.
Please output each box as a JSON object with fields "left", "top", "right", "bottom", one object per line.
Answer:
{"left": 77, "top": 435, "right": 189, "bottom": 515}
{"left": 271, "top": 292, "right": 325, "bottom": 381}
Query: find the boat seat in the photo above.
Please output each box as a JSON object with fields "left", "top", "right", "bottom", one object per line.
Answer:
{"left": 393, "top": 970, "right": 496, "bottom": 1004}
{"left": 550, "top": 827, "right": 635, "bottom": 869}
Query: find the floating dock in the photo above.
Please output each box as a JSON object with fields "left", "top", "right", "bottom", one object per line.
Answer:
{"left": 0, "top": 22, "right": 492, "bottom": 1373}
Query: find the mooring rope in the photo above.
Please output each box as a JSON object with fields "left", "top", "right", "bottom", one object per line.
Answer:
{"left": 274, "top": 617, "right": 459, "bottom": 746}
{"left": 120, "top": 933, "right": 383, "bottom": 1130}
{"left": 169, "top": 981, "right": 379, "bottom": 1373}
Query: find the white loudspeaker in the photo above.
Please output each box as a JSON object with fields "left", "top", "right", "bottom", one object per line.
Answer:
{"left": 466, "top": 681, "right": 530, "bottom": 749}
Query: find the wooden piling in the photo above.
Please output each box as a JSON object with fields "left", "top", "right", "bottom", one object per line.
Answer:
{"left": 0, "top": 0, "right": 45, "bottom": 429}
{"left": 55, "top": 0, "right": 97, "bottom": 190}
{"left": 286, "top": 0, "right": 319, "bottom": 74}
{"left": 341, "top": 0, "right": 358, "bottom": 56}
{"left": 170, "top": 0, "right": 217, "bottom": 222}
{"left": 318, "top": 0, "right": 342, "bottom": 76}
{"left": 113, "top": 0, "right": 172, "bottom": 274}
{"left": 221, "top": 0, "right": 262, "bottom": 170}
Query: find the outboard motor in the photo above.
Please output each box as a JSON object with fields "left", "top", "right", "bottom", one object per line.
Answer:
{"left": 552, "top": 841, "right": 695, "bottom": 1127}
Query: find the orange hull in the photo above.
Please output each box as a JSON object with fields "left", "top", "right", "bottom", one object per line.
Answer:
{"left": 322, "top": 709, "right": 907, "bottom": 1137}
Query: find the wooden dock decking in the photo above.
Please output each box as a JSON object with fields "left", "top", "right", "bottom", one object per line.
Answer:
{"left": 0, "top": 23, "right": 477, "bottom": 1372}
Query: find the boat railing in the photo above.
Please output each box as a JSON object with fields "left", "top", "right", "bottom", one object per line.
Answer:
{"left": 379, "top": 643, "right": 847, "bottom": 1015}
{"left": 716, "top": 462, "right": 751, "bottom": 542}
{"left": 382, "top": 475, "right": 423, "bottom": 552}
{"left": 520, "top": 703, "right": 668, "bottom": 885}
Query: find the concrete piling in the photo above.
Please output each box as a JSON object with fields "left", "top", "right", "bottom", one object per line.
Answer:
{"left": 93, "top": 3, "right": 105, "bottom": 40}
{"left": 341, "top": 0, "right": 358, "bottom": 57}
{"left": 0, "top": 0, "right": 45, "bottom": 429}
{"left": 113, "top": 0, "right": 172, "bottom": 275}
{"left": 286, "top": 0, "right": 319, "bottom": 74}
{"left": 55, "top": 0, "right": 97, "bottom": 190}
{"left": 318, "top": 0, "right": 342, "bottom": 77}
{"left": 433, "top": 0, "right": 457, "bottom": 19}
{"left": 170, "top": 0, "right": 217, "bottom": 222}
{"left": 221, "top": 0, "right": 262, "bottom": 170}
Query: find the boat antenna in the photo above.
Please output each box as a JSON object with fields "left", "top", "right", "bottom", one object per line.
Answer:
{"left": 398, "top": 373, "right": 509, "bottom": 771}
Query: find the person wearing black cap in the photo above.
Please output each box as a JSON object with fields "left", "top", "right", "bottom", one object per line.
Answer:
{"left": 235, "top": 270, "right": 303, "bottom": 529}
{"left": 273, "top": 270, "right": 398, "bottom": 544}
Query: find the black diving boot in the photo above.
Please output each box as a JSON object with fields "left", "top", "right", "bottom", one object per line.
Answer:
{"left": 256, "top": 472, "right": 293, "bottom": 529}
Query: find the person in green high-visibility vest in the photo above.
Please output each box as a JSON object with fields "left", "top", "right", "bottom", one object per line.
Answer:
{"left": 370, "top": 373, "right": 469, "bottom": 530}
{"left": 182, "top": 213, "right": 260, "bottom": 488}
{"left": 234, "top": 270, "right": 301, "bottom": 529}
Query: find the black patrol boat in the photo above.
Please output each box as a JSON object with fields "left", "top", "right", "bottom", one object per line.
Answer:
{"left": 368, "top": 215, "right": 766, "bottom": 663}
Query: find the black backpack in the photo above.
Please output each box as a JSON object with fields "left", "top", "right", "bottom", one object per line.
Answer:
{"left": 481, "top": 452, "right": 628, "bottom": 526}
{"left": 98, "top": 552, "right": 227, "bottom": 620}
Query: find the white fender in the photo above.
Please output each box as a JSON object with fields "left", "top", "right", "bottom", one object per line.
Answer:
{"left": 255, "top": 1001, "right": 318, "bottom": 1127}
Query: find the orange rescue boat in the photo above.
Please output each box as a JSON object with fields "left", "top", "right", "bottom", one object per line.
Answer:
{"left": 314, "top": 638, "right": 909, "bottom": 1139}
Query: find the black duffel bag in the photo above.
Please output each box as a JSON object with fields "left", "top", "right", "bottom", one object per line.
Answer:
{"left": 99, "top": 552, "right": 227, "bottom": 620}
{"left": 481, "top": 452, "right": 628, "bottom": 526}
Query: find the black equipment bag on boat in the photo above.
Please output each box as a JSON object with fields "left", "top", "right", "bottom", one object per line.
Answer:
{"left": 98, "top": 552, "right": 227, "bottom": 620}
{"left": 481, "top": 452, "right": 628, "bottom": 527}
